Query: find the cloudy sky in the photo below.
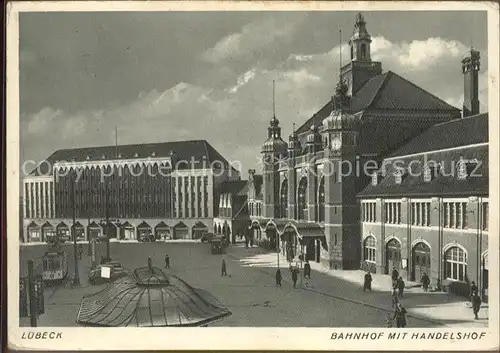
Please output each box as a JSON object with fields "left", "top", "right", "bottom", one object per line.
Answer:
{"left": 19, "top": 10, "right": 488, "bottom": 177}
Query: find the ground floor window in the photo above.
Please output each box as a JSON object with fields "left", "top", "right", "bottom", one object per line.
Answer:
{"left": 363, "top": 236, "right": 376, "bottom": 263}
{"left": 444, "top": 246, "right": 467, "bottom": 281}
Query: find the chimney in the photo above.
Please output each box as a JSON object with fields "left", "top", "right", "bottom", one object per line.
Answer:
{"left": 461, "top": 49, "right": 480, "bottom": 118}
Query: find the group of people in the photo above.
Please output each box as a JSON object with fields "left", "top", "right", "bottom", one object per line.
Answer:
{"left": 275, "top": 260, "right": 312, "bottom": 288}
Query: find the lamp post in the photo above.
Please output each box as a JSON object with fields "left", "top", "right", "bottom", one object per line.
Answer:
{"left": 71, "top": 170, "right": 81, "bottom": 287}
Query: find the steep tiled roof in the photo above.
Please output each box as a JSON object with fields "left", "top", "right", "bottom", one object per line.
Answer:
{"left": 358, "top": 145, "right": 488, "bottom": 198}
{"left": 388, "top": 113, "right": 488, "bottom": 157}
{"left": 30, "top": 140, "right": 236, "bottom": 176}
{"left": 219, "top": 180, "right": 248, "bottom": 196}
{"left": 296, "top": 71, "right": 459, "bottom": 134}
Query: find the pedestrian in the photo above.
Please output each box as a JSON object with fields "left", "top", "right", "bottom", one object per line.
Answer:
{"left": 470, "top": 281, "right": 478, "bottom": 299}
{"left": 391, "top": 289, "right": 399, "bottom": 308}
{"left": 245, "top": 236, "right": 249, "bottom": 248}
{"left": 78, "top": 244, "right": 83, "bottom": 260}
{"left": 291, "top": 267, "right": 298, "bottom": 288}
{"left": 393, "top": 303, "right": 407, "bottom": 328}
{"left": 385, "top": 313, "right": 393, "bottom": 328}
{"left": 421, "top": 272, "right": 430, "bottom": 292}
{"left": 221, "top": 258, "right": 227, "bottom": 276}
{"left": 364, "top": 271, "right": 372, "bottom": 292}
{"left": 397, "top": 277, "right": 405, "bottom": 298}
{"left": 391, "top": 267, "right": 399, "bottom": 282}
{"left": 164, "top": 254, "right": 170, "bottom": 268}
{"left": 304, "top": 260, "right": 311, "bottom": 279}
{"left": 275, "top": 268, "right": 282, "bottom": 287}
{"left": 471, "top": 293, "right": 482, "bottom": 320}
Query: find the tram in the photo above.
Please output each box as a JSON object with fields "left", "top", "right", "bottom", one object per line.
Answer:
{"left": 42, "top": 250, "right": 69, "bottom": 283}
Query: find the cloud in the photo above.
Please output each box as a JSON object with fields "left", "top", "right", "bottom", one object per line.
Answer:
{"left": 202, "top": 14, "right": 307, "bottom": 63}
{"left": 21, "top": 36, "right": 489, "bottom": 178}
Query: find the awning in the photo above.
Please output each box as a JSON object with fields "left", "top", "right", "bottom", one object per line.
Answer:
{"left": 56, "top": 222, "right": 68, "bottom": 229}
{"left": 154, "top": 221, "right": 169, "bottom": 230}
{"left": 41, "top": 221, "right": 53, "bottom": 229}
{"left": 121, "top": 221, "right": 134, "bottom": 229}
{"left": 137, "top": 222, "right": 152, "bottom": 229}
{"left": 27, "top": 221, "right": 39, "bottom": 229}
{"left": 76, "top": 266, "right": 231, "bottom": 327}
{"left": 283, "top": 221, "right": 324, "bottom": 238}
{"left": 71, "top": 221, "right": 84, "bottom": 229}
{"left": 265, "top": 219, "right": 288, "bottom": 234}
{"left": 88, "top": 221, "right": 101, "bottom": 229}
{"left": 193, "top": 222, "right": 208, "bottom": 231}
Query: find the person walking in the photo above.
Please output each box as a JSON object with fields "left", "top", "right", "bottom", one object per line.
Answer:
{"left": 275, "top": 268, "right": 282, "bottom": 287}
{"left": 291, "top": 267, "right": 298, "bottom": 288}
{"left": 393, "top": 303, "right": 407, "bottom": 328}
{"left": 304, "top": 260, "right": 311, "bottom": 279}
{"left": 397, "top": 277, "right": 405, "bottom": 298}
{"left": 364, "top": 271, "right": 372, "bottom": 292}
{"left": 78, "top": 244, "right": 83, "bottom": 260}
{"left": 421, "top": 272, "right": 430, "bottom": 292}
{"left": 470, "top": 281, "right": 478, "bottom": 299}
{"left": 164, "top": 254, "right": 170, "bottom": 268}
{"left": 391, "top": 267, "right": 399, "bottom": 288}
{"left": 221, "top": 258, "right": 227, "bottom": 276}
{"left": 472, "top": 293, "right": 482, "bottom": 320}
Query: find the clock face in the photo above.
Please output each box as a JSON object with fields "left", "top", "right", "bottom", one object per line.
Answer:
{"left": 331, "top": 137, "right": 342, "bottom": 151}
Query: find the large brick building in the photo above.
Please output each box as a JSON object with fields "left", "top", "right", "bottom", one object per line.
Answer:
{"left": 22, "top": 140, "right": 240, "bottom": 243}
{"left": 248, "top": 11, "right": 488, "bottom": 300}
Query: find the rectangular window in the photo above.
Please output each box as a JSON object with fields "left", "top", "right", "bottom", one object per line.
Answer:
{"left": 35, "top": 183, "right": 39, "bottom": 219}
{"left": 24, "top": 183, "right": 30, "bottom": 218}
{"left": 411, "top": 203, "right": 415, "bottom": 225}
{"left": 449, "top": 203, "right": 455, "bottom": 228}
{"left": 397, "top": 203, "right": 401, "bottom": 224}
{"left": 443, "top": 203, "right": 449, "bottom": 227}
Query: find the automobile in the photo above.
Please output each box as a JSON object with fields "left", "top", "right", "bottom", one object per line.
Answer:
{"left": 88, "top": 262, "right": 128, "bottom": 285}
{"left": 200, "top": 232, "right": 214, "bottom": 243}
{"left": 210, "top": 235, "right": 227, "bottom": 254}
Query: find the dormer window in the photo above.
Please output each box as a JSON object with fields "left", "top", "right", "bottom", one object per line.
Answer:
{"left": 134, "top": 152, "right": 139, "bottom": 158}
{"left": 371, "top": 172, "right": 383, "bottom": 186}
{"left": 394, "top": 168, "right": 407, "bottom": 185}
{"left": 101, "top": 155, "right": 106, "bottom": 160}
{"left": 118, "top": 153, "right": 123, "bottom": 158}
{"left": 151, "top": 152, "right": 156, "bottom": 157}
{"left": 457, "top": 160, "right": 478, "bottom": 180}
{"left": 86, "top": 156, "right": 90, "bottom": 160}
{"left": 424, "top": 163, "right": 440, "bottom": 182}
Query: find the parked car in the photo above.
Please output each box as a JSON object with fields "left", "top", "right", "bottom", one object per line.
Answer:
{"left": 88, "top": 262, "right": 127, "bottom": 285}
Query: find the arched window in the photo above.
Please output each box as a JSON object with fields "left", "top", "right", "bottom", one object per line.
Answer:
{"left": 280, "top": 179, "right": 288, "bottom": 219}
{"left": 350, "top": 45, "right": 354, "bottom": 60}
{"left": 317, "top": 177, "right": 325, "bottom": 222}
{"left": 360, "top": 44, "right": 367, "bottom": 59}
{"left": 363, "top": 236, "right": 376, "bottom": 263}
{"left": 297, "top": 177, "right": 307, "bottom": 220}
{"left": 444, "top": 246, "right": 467, "bottom": 281}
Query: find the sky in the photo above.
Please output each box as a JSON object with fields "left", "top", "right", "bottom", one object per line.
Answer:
{"left": 19, "top": 10, "right": 488, "bottom": 178}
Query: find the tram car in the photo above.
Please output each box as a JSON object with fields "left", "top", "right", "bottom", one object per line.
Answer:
{"left": 42, "top": 250, "right": 69, "bottom": 283}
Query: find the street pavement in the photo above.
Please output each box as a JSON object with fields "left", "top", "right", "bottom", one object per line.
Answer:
{"left": 19, "top": 241, "right": 487, "bottom": 327}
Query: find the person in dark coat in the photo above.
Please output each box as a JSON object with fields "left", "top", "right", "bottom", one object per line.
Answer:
{"left": 397, "top": 277, "right": 405, "bottom": 298}
{"left": 470, "top": 281, "right": 478, "bottom": 299}
{"left": 421, "top": 272, "right": 430, "bottom": 292}
{"left": 78, "top": 244, "right": 83, "bottom": 260}
{"left": 245, "top": 236, "right": 249, "bottom": 248}
{"left": 291, "top": 267, "right": 298, "bottom": 288}
{"left": 221, "top": 258, "right": 227, "bottom": 276}
{"left": 393, "top": 303, "right": 407, "bottom": 328}
{"left": 472, "top": 293, "right": 482, "bottom": 319}
{"left": 304, "top": 260, "right": 311, "bottom": 279}
{"left": 391, "top": 267, "right": 399, "bottom": 282}
{"left": 164, "top": 254, "right": 170, "bottom": 268}
{"left": 275, "top": 268, "right": 282, "bottom": 287}
{"left": 364, "top": 272, "right": 372, "bottom": 292}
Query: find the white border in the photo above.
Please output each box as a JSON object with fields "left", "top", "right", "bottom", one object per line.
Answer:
{"left": 7, "top": 1, "right": 500, "bottom": 351}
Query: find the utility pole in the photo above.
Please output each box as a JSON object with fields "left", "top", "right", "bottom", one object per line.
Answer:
{"left": 27, "top": 260, "right": 37, "bottom": 327}
{"left": 72, "top": 171, "right": 80, "bottom": 287}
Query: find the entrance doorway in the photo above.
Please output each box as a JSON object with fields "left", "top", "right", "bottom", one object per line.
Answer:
{"left": 411, "top": 242, "right": 431, "bottom": 281}
{"left": 385, "top": 239, "right": 401, "bottom": 274}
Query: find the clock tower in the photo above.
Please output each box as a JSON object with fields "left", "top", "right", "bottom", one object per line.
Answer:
{"left": 322, "top": 79, "right": 361, "bottom": 270}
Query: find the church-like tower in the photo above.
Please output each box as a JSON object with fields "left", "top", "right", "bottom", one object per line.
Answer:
{"left": 341, "top": 13, "right": 382, "bottom": 96}
{"left": 462, "top": 49, "right": 480, "bottom": 117}
{"left": 261, "top": 84, "right": 287, "bottom": 219}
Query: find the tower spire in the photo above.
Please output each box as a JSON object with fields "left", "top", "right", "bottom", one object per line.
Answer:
{"left": 339, "top": 28, "right": 342, "bottom": 79}
{"left": 272, "top": 80, "right": 276, "bottom": 117}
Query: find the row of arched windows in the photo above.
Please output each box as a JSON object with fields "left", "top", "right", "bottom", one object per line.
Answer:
{"left": 362, "top": 236, "right": 471, "bottom": 282}
{"left": 279, "top": 176, "right": 325, "bottom": 222}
